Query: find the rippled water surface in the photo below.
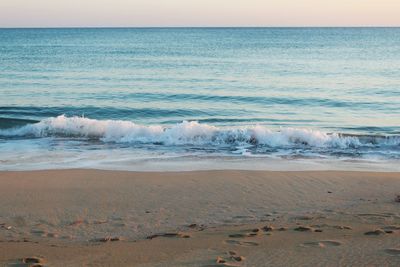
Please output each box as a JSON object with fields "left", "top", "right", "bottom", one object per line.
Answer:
{"left": 0, "top": 28, "right": 399, "bottom": 170}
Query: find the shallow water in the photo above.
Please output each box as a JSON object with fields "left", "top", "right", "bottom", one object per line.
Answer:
{"left": 0, "top": 28, "right": 399, "bottom": 170}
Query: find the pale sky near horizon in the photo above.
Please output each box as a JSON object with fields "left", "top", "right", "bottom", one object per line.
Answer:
{"left": 0, "top": 0, "right": 399, "bottom": 27}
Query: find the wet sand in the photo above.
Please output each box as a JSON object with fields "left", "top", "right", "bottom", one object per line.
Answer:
{"left": 0, "top": 169, "right": 399, "bottom": 266}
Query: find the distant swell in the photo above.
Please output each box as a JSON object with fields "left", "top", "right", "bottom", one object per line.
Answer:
{"left": 1, "top": 115, "right": 399, "bottom": 149}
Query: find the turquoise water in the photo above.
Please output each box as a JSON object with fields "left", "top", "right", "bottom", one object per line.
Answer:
{"left": 0, "top": 28, "right": 399, "bottom": 170}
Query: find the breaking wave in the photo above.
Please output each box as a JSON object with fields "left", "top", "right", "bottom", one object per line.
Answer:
{"left": 1, "top": 115, "right": 399, "bottom": 149}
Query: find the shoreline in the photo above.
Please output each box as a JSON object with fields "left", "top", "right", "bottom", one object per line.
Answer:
{"left": 2, "top": 155, "right": 400, "bottom": 173}
{"left": 3, "top": 167, "right": 400, "bottom": 173}
{"left": 1, "top": 169, "right": 399, "bottom": 266}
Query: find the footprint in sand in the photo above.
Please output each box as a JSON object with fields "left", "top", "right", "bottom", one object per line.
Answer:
{"left": 293, "top": 215, "right": 314, "bottom": 221}
{"left": 30, "top": 229, "right": 48, "bottom": 237}
{"left": 383, "top": 225, "right": 400, "bottom": 231}
{"left": 30, "top": 229, "right": 59, "bottom": 238}
{"left": 228, "top": 233, "right": 248, "bottom": 238}
{"left": 293, "top": 226, "right": 315, "bottom": 232}
{"left": 212, "top": 251, "right": 245, "bottom": 267}
{"left": 12, "top": 256, "right": 46, "bottom": 267}
{"left": 311, "top": 224, "right": 352, "bottom": 230}
{"left": 385, "top": 248, "right": 400, "bottom": 256}
{"left": 187, "top": 223, "right": 206, "bottom": 231}
{"left": 302, "top": 240, "right": 342, "bottom": 248}
{"left": 228, "top": 228, "right": 263, "bottom": 238}
{"left": 147, "top": 232, "right": 191, "bottom": 239}
{"left": 224, "top": 239, "right": 259, "bottom": 247}
{"left": 228, "top": 232, "right": 258, "bottom": 238}
{"left": 333, "top": 225, "right": 352, "bottom": 230}
{"left": 93, "top": 236, "right": 124, "bottom": 242}
{"left": 227, "top": 250, "right": 245, "bottom": 262}
{"left": 233, "top": 215, "right": 255, "bottom": 219}
{"left": 364, "top": 229, "right": 386, "bottom": 236}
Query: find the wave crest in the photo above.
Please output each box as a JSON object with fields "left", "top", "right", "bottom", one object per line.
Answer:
{"left": 0, "top": 115, "right": 398, "bottom": 148}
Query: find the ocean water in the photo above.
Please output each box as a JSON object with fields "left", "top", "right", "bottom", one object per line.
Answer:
{"left": 0, "top": 28, "right": 399, "bottom": 170}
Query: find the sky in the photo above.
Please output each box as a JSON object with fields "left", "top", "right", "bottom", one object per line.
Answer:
{"left": 0, "top": 0, "right": 399, "bottom": 27}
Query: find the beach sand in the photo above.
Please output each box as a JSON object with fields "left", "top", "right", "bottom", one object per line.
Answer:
{"left": 0, "top": 169, "right": 399, "bottom": 266}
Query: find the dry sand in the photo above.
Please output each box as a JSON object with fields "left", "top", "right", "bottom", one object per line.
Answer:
{"left": 0, "top": 169, "right": 399, "bottom": 266}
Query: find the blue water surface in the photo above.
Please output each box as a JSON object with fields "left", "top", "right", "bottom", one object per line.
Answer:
{"left": 0, "top": 28, "right": 399, "bottom": 169}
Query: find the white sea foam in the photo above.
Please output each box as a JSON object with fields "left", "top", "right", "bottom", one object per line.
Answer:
{"left": 1, "top": 115, "right": 398, "bottom": 149}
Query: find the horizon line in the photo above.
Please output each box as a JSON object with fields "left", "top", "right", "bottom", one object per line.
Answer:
{"left": 1, "top": 26, "right": 400, "bottom": 29}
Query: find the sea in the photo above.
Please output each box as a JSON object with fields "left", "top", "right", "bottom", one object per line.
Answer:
{"left": 0, "top": 28, "right": 399, "bottom": 171}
